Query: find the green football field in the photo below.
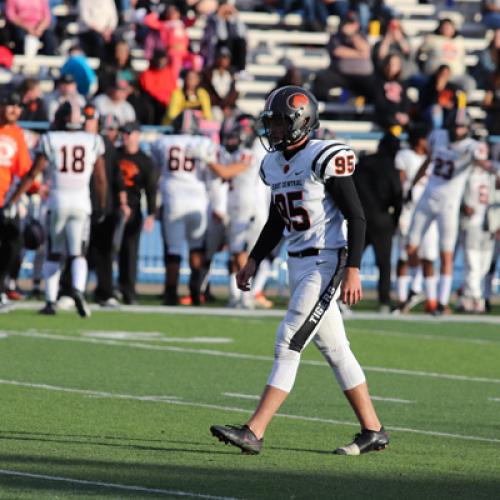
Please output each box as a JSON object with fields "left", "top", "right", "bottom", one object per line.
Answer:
{"left": 0, "top": 307, "right": 499, "bottom": 499}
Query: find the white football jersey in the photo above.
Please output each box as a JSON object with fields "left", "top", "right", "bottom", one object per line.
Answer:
{"left": 219, "top": 145, "right": 259, "bottom": 218}
{"left": 40, "top": 131, "right": 104, "bottom": 213}
{"left": 260, "top": 139, "right": 356, "bottom": 253}
{"left": 426, "top": 130, "right": 488, "bottom": 202}
{"left": 151, "top": 134, "right": 217, "bottom": 201}
{"left": 462, "top": 167, "right": 494, "bottom": 229}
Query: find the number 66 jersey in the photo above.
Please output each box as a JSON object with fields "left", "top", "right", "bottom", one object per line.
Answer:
{"left": 39, "top": 130, "right": 105, "bottom": 214}
{"left": 259, "top": 139, "right": 356, "bottom": 253}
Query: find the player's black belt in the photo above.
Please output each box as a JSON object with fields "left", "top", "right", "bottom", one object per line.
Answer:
{"left": 288, "top": 248, "right": 321, "bottom": 258}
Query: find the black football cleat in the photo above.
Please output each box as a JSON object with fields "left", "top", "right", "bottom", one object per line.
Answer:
{"left": 73, "top": 290, "right": 91, "bottom": 318}
{"left": 334, "top": 427, "right": 389, "bottom": 456}
{"left": 39, "top": 302, "right": 56, "bottom": 315}
{"left": 210, "top": 424, "right": 263, "bottom": 455}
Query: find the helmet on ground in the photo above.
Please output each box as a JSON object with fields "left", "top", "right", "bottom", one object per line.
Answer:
{"left": 23, "top": 219, "right": 45, "bottom": 250}
{"left": 257, "top": 85, "right": 319, "bottom": 152}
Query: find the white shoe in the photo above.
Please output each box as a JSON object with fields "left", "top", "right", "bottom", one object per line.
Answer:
{"left": 57, "top": 295, "right": 75, "bottom": 311}
{"left": 0, "top": 293, "right": 11, "bottom": 313}
{"left": 100, "top": 297, "right": 120, "bottom": 308}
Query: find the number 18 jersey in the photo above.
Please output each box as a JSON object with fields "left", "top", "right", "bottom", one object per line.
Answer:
{"left": 260, "top": 139, "right": 356, "bottom": 253}
{"left": 39, "top": 131, "right": 105, "bottom": 214}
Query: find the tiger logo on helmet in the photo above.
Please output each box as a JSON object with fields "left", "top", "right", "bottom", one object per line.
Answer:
{"left": 258, "top": 86, "right": 319, "bottom": 152}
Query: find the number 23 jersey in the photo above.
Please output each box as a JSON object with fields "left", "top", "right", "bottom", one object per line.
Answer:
{"left": 426, "top": 130, "right": 488, "bottom": 203}
{"left": 39, "top": 131, "right": 105, "bottom": 214}
{"left": 260, "top": 139, "right": 356, "bottom": 253}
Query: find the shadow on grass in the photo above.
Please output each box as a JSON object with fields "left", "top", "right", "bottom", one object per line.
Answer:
{"left": 0, "top": 450, "right": 499, "bottom": 500}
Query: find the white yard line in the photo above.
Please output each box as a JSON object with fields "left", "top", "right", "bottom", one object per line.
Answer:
{"left": 12, "top": 302, "right": 500, "bottom": 325}
{"left": 7, "top": 330, "right": 500, "bottom": 385}
{"left": 369, "top": 396, "right": 414, "bottom": 404}
{"left": 81, "top": 331, "right": 233, "bottom": 344}
{"left": 223, "top": 392, "right": 414, "bottom": 404}
{"left": 0, "top": 379, "right": 498, "bottom": 445}
{"left": 0, "top": 379, "right": 180, "bottom": 402}
{"left": 222, "top": 392, "right": 261, "bottom": 400}
{"left": 0, "top": 469, "right": 236, "bottom": 499}
{"left": 488, "top": 397, "right": 500, "bottom": 402}
{"left": 350, "top": 327, "right": 500, "bottom": 346}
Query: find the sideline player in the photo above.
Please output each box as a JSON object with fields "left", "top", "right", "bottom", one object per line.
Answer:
{"left": 152, "top": 111, "right": 215, "bottom": 306}
{"left": 210, "top": 86, "right": 388, "bottom": 456}
{"left": 406, "top": 112, "right": 495, "bottom": 315}
{"left": 458, "top": 165, "right": 497, "bottom": 312}
{"left": 6, "top": 102, "right": 107, "bottom": 317}
{"left": 210, "top": 114, "right": 261, "bottom": 308}
{"left": 0, "top": 91, "right": 32, "bottom": 310}
{"left": 394, "top": 126, "right": 439, "bottom": 313}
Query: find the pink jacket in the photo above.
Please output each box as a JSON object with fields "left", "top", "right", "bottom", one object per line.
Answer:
{"left": 5, "top": 0, "right": 51, "bottom": 31}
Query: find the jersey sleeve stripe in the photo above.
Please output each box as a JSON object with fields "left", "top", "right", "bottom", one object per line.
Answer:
{"left": 312, "top": 142, "right": 344, "bottom": 176}
{"left": 319, "top": 147, "right": 351, "bottom": 179}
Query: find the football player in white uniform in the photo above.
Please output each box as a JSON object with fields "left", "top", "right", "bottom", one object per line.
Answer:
{"left": 394, "top": 126, "right": 439, "bottom": 313}
{"left": 210, "top": 114, "right": 262, "bottom": 308}
{"left": 406, "top": 112, "right": 495, "bottom": 314}
{"left": 6, "top": 102, "right": 107, "bottom": 317}
{"left": 152, "top": 113, "right": 213, "bottom": 305}
{"left": 458, "top": 166, "right": 497, "bottom": 312}
{"left": 211, "top": 86, "right": 388, "bottom": 456}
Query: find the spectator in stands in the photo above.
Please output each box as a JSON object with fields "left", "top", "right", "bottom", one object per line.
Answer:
{"left": 116, "top": 121, "right": 157, "bottom": 304}
{"left": 94, "top": 77, "right": 137, "bottom": 127}
{"left": 273, "top": 64, "right": 304, "bottom": 90}
{"left": 483, "top": 68, "right": 500, "bottom": 137}
{"left": 348, "top": 0, "right": 394, "bottom": 35}
{"left": 163, "top": 69, "right": 212, "bottom": 124}
{"left": 322, "top": 0, "right": 349, "bottom": 25}
{"left": 44, "top": 74, "right": 86, "bottom": 121}
{"left": 5, "top": 0, "right": 56, "bottom": 55}
{"left": 139, "top": 49, "right": 178, "bottom": 124}
{"left": 61, "top": 45, "right": 98, "bottom": 97}
{"left": 474, "top": 29, "right": 500, "bottom": 89}
{"left": 142, "top": 3, "right": 196, "bottom": 77}
{"left": 281, "top": 0, "right": 330, "bottom": 32}
{"left": 201, "top": 46, "right": 238, "bottom": 121}
{"left": 417, "top": 64, "right": 461, "bottom": 129}
{"left": 98, "top": 40, "right": 137, "bottom": 94}
{"left": 417, "top": 18, "right": 475, "bottom": 95}
{"left": 482, "top": 0, "right": 500, "bottom": 30}
{"left": 83, "top": 104, "right": 130, "bottom": 307}
{"left": 354, "top": 132, "right": 402, "bottom": 313}
{"left": 372, "top": 17, "right": 416, "bottom": 80}
{"left": 312, "top": 10, "right": 375, "bottom": 102}
{"left": 374, "top": 54, "right": 410, "bottom": 130}
{"left": 78, "top": 0, "right": 119, "bottom": 59}
{"left": 19, "top": 78, "right": 48, "bottom": 122}
{"left": 0, "top": 45, "right": 14, "bottom": 80}
{"left": 200, "top": 0, "right": 248, "bottom": 74}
